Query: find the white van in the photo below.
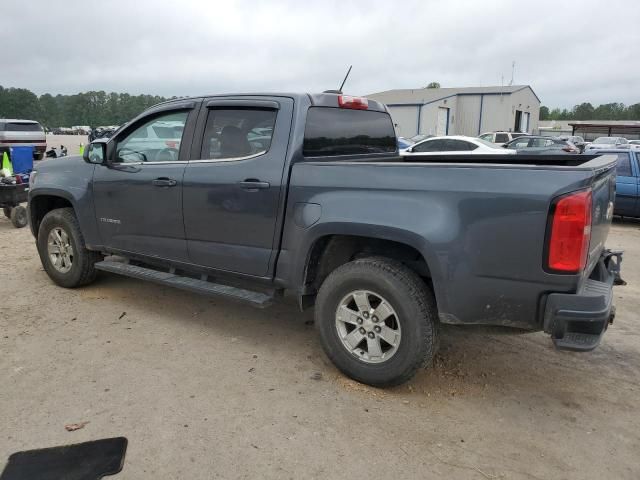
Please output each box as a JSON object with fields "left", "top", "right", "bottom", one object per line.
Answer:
{"left": 0, "top": 119, "right": 47, "bottom": 160}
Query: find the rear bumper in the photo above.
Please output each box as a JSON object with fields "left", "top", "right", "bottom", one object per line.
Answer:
{"left": 543, "top": 250, "right": 623, "bottom": 351}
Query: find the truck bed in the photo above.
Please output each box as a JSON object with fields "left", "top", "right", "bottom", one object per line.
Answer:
{"left": 284, "top": 153, "right": 617, "bottom": 329}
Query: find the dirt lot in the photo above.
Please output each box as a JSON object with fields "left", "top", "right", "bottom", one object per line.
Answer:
{"left": 0, "top": 219, "right": 638, "bottom": 479}
{"left": 44, "top": 134, "right": 89, "bottom": 156}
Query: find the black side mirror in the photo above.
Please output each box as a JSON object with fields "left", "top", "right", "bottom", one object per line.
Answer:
{"left": 83, "top": 141, "right": 106, "bottom": 164}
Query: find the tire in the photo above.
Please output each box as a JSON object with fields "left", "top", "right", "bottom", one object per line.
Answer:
{"left": 36, "top": 207, "right": 102, "bottom": 288}
{"left": 315, "top": 257, "right": 437, "bottom": 387}
{"left": 34, "top": 152, "right": 44, "bottom": 161}
{"left": 10, "top": 206, "right": 27, "bottom": 228}
{"left": 3, "top": 207, "right": 11, "bottom": 219}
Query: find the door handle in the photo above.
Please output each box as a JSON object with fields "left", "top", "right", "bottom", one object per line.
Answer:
{"left": 152, "top": 177, "right": 178, "bottom": 187}
{"left": 237, "top": 179, "right": 270, "bottom": 191}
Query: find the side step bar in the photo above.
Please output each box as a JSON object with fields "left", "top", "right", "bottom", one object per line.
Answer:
{"left": 95, "top": 261, "right": 274, "bottom": 308}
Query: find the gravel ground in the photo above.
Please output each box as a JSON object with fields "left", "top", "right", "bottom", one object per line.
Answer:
{"left": 0, "top": 219, "right": 638, "bottom": 479}
{"left": 45, "top": 134, "right": 89, "bottom": 156}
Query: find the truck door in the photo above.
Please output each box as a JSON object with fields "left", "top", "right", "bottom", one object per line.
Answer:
{"left": 92, "top": 104, "right": 198, "bottom": 262}
{"left": 183, "top": 97, "right": 293, "bottom": 277}
{"left": 614, "top": 152, "right": 638, "bottom": 216}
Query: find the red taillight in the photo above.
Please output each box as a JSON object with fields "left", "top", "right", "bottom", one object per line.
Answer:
{"left": 338, "top": 95, "right": 369, "bottom": 110}
{"left": 547, "top": 189, "right": 592, "bottom": 273}
{"left": 562, "top": 145, "right": 577, "bottom": 153}
{"left": 165, "top": 140, "right": 178, "bottom": 149}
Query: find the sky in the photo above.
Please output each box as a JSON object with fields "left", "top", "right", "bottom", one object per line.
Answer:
{"left": 2, "top": 0, "right": 639, "bottom": 108}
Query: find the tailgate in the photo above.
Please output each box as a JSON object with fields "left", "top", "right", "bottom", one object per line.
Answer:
{"left": 585, "top": 155, "right": 617, "bottom": 274}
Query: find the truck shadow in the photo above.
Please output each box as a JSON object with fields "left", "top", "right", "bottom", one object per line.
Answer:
{"left": 83, "top": 272, "right": 640, "bottom": 409}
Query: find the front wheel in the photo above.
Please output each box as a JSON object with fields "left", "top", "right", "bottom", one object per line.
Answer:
{"left": 315, "top": 257, "right": 438, "bottom": 387}
{"left": 3, "top": 207, "right": 11, "bottom": 219}
{"left": 37, "top": 208, "right": 102, "bottom": 288}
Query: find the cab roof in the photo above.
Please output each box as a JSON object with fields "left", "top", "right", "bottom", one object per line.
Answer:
{"left": 150, "top": 92, "right": 389, "bottom": 113}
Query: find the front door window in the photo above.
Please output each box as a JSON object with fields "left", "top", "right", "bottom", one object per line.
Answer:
{"left": 116, "top": 111, "right": 188, "bottom": 163}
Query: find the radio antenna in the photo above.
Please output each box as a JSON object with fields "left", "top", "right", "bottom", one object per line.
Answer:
{"left": 338, "top": 65, "right": 353, "bottom": 93}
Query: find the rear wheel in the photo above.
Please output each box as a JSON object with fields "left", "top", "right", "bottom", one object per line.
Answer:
{"left": 315, "top": 257, "right": 437, "bottom": 387}
{"left": 10, "top": 206, "right": 27, "bottom": 228}
{"left": 37, "top": 208, "right": 101, "bottom": 288}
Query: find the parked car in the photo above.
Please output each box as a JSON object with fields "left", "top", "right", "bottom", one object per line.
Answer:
{"left": 502, "top": 136, "right": 579, "bottom": 154}
{"left": 397, "top": 137, "right": 413, "bottom": 149}
{"left": 557, "top": 135, "right": 587, "bottom": 153}
{"left": 591, "top": 150, "right": 640, "bottom": 218}
{"left": 89, "top": 126, "right": 119, "bottom": 142}
{"left": 478, "top": 131, "right": 530, "bottom": 146}
{"left": 0, "top": 119, "right": 47, "bottom": 160}
{"left": 402, "top": 135, "right": 516, "bottom": 156}
{"left": 585, "top": 137, "right": 629, "bottom": 151}
{"left": 29, "top": 92, "right": 622, "bottom": 387}
{"left": 627, "top": 140, "right": 640, "bottom": 151}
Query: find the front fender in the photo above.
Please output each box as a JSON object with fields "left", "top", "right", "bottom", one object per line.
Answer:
{"left": 28, "top": 158, "right": 100, "bottom": 247}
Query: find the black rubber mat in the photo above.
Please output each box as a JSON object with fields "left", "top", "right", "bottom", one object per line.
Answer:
{"left": 0, "top": 437, "right": 127, "bottom": 480}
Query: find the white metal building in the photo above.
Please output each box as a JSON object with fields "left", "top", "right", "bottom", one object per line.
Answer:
{"left": 367, "top": 85, "right": 540, "bottom": 139}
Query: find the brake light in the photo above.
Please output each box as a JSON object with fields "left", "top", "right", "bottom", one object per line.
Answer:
{"left": 547, "top": 189, "right": 592, "bottom": 273}
{"left": 338, "top": 95, "right": 369, "bottom": 110}
{"left": 562, "top": 145, "right": 577, "bottom": 153}
{"left": 165, "top": 140, "right": 178, "bottom": 148}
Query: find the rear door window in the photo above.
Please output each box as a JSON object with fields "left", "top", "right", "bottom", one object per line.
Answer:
{"left": 615, "top": 154, "right": 632, "bottom": 176}
{"left": 495, "top": 133, "right": 509, "bottom": 143}
{"left": 303, "top": 107, "right": 396, "bottom": 157}
{"left": 413, "top": 139, "right": 443, "bottom": 152}
{"left": 201, "top": 108, "right": 277, "bottom": 159}
{"left": 4, "top": 122, "right": 43, "bottom": 132}
{"left": 439, "top": 139, "right": 476, "bottom": 151}
{"left": 531, "top": 138, "right": 553, "bottom": 147}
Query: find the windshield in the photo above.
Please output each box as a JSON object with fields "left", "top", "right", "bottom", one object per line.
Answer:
{"left": 476, "top": 138, "right": 505, "bottom": 149}
{"left": 2, "top": 122, "right": 43, "bottom": 132}
{"left": 410, "top": 134, "right": 431, "bottom": 142}
{"left": 594, "top": 137, "right": 617, "bottom": 144}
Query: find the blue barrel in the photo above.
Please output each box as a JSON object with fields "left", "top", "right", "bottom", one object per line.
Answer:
{"left": 10, "top": 146, "right": 34, "bottom": 174}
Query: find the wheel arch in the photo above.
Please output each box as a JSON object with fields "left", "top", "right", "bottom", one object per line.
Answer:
{"left": 298, "top": 226, "right": 444, "bottom": 311}
{"left": 29, "top": 191, "right": 75, "bottom": 238}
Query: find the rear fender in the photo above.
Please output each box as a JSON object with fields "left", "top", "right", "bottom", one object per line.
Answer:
{"left": 292, "top": 222, "right": 446, "bottom": 313}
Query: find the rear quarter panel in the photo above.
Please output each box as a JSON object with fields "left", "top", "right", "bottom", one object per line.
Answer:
{"left": 279, "top": 161, "right": 600, "bottom": 329}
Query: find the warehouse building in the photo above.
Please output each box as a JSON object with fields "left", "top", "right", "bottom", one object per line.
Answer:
{"left": 367, "top": 85, "right": 540, "bottom": 138}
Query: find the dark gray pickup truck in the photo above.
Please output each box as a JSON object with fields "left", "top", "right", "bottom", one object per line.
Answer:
{"left": 28, "top": 92, "right": 623, "bottom": 387}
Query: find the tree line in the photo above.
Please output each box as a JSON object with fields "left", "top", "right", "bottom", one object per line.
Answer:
{"left": 0, "top": 85, "right": 171, "bottom": 128}
{"left": 540, "top": 102, "right": 640, "bottom": 121}
{"left": 2, "top": 84, "right": 639, "bottom": 126}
